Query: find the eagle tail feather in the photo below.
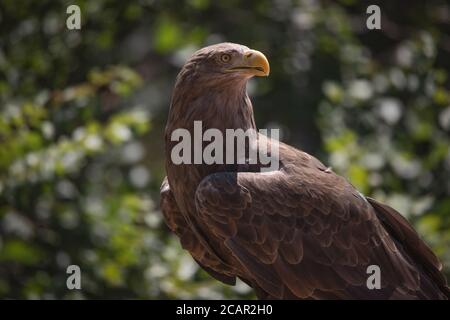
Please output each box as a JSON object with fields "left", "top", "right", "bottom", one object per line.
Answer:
{"left": 367, "top": 197, "right": 450, "bottom": 299}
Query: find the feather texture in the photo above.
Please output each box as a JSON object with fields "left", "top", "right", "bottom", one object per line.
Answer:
{"left": 160, "top": 43, "right": 449, "bottom": 299}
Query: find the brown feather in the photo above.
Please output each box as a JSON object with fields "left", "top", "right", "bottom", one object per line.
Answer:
{"left": 161, "top": 42, "right": 449, "bottom": 299}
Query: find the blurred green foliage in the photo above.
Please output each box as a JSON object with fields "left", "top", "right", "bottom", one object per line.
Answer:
{"left": 0, "top": 0, "right": 449, "bottom": 299}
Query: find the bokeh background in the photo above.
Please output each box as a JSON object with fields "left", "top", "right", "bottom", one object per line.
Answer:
{"left": 0, "top": 0, "right": 449, "bottom": 299}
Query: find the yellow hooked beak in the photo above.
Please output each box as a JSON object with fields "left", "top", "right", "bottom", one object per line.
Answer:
{"left": 227, "top": 49, "right": 270, "bottom": 77}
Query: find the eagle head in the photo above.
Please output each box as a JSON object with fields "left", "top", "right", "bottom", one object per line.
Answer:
{"left": 177, "top": 43, "right": 270, "bottom": 88}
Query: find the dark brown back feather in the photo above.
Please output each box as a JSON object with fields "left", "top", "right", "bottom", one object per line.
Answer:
{"left": 367, "top": 197, "right": 450, "bottom": 298}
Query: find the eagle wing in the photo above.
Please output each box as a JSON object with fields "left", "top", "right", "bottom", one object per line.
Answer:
{"left": 160, "top": 177, "right": 236, "bottom": 285}
{"left": 194, "top": 162, "right": 448, "bottom": 299}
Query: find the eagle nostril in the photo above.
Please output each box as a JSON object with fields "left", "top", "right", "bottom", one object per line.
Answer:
{"left": 245, "top": 52, "right": 253, "bottom": 58}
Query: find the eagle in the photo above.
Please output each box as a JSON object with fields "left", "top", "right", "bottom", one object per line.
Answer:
{"left": 160, "top": 42, "right": 449, "bottom": 299}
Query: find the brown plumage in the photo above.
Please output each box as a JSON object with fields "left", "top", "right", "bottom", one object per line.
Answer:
{"left": 160, "top": 42, "right": 449, "bottom": 299}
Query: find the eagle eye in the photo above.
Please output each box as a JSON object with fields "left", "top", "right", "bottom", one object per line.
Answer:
{"left": 220, "top": 53, "right": 231, "bottom": 63}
